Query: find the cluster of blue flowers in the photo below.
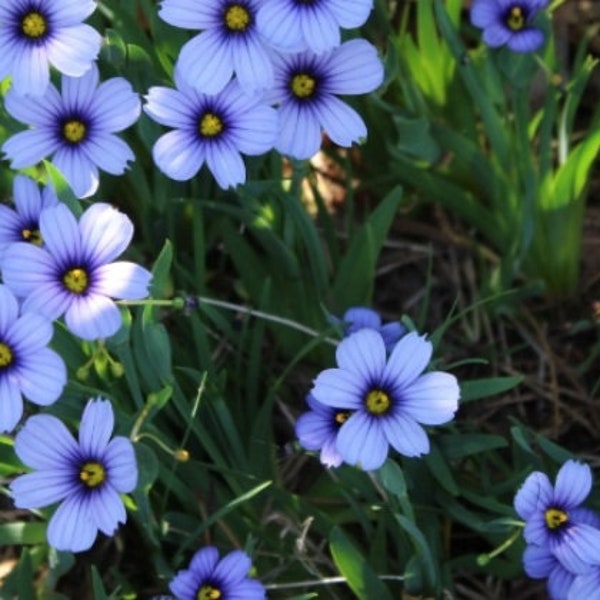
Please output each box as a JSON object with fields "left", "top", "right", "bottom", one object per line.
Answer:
{"left": 296, "top": 307, "right": 460, "bottom": 470}
{"left": 514, "top": 460, "right": 600, "bottom": 599}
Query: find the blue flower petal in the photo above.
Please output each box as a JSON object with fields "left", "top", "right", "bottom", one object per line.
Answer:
{"left": 523, "top": 511, "right": 550, "bottom": 546}
{"left": 4, "top": 88, "right": 59, "bottom": 127}
{"left": 256, "top": 1, "right": 304, "bottom": 52}
{"left": 89, "top": 484, "right": 126, "bottom": 535}
{"left": 548, "top": 564, "right": 576, "bottom": 600}
{"left": 205, "top": 141, "right": 246, "bottom": 189}
{"left": 507, "top": 29, "right": 544, "bottom": 53}
{"left": 178, "top": 30, "right": 233, "bottom": 95}
{"left": 64, "top": 294, "right": 122, "bottom": 340}
{"left": 83, "top": 132, "right": 135, "bottom": 175}
{"left": 231, "top": 105, "right": 278, "bottom": 155}
{"left": 144, "top": 87, "right": 195, "bottom": 128}
{"left": 482, "top": 23, "right": 512, "bottom": 48}
{"left": 231, "top": 35, "right": 274, "bottom": 93}
{"left": 276, "top": 102, "right": 322, "bottom": 160}
{"left": 550, "top": 524, "right": 600, "bottom": 574}
{"left": 295, "top": 409, "right": 334, "bottom": 451}
{"left": 189, "top": 546, "right": 220, "bottom": 579}
{"left": 46, "top": 25, "right": 100, "bottom": 77}
{"left": 343, "top": 307, "right": 381, "bottom": 332}
{"left": 383, "top": 332, "right": 432, "bottom": 390}
{"left": 103, "top": 437, "right": 138, "bottom": 493}
{"left": 78, "top": 203, "right": 134, "bottom": 266}
{"left": 52, "top": 146, "right": 99, "bottom": 199}
{"left": 47, "top": 493, "right": 98, "bottom": 552}
{"left": 0, "top": 286, "right": 19, "bottom": 331}
{"left": 300, "top": 5, "right": 340, "bottom": 54}
{"left": 311, "top": 368, "right": 365, "bottom": 409}
{"left": 328, "top": 0, "right": 373, "bottom": 28}
{"left": 336, "top": 412, "right": 388, "bottom": 471}
{"left": 61, "top": 63, "right": 99, "bottom": 109}
{"left": 568, "top": 568, "right": 600, "bottom": 600}
{"left": 8, "top": 311, "right": 53, "bottom": 352}
{"left": 381, "top": 412, "right": 430, "bottom": 457}
{"left": 317, "top": 95, "right": 367, "bottom": 148}
{"left": 554, "top": 460, "right": 592, "bottom": 509}
{"left": 1, "top": 243, "right": 57, "bottom": 300}
{"left": 401, "top": 372, "right": 460, "bottom": 425}
{"left": 470, "top": 0, "right": 502, "bottom": 27}
{"left": 93, "top": 262, "right": 152, "bottom": 300}
{"left": 523, "top": 543, "right": 557, "bottom": 578}
{"left": 78, "top": 399, "right": 114, "bottom": 457}
{"left": 2, "top": 129, "right": 59, "bottom": 169}
{"left": 159, "top": 0, "right": 217, "bottom": 28}
{"left": 514, "top": 471, "right": 552, "bottom": 519}
{"left": 169, "top": 568, "right": 199, "bottom": 600}
{"left": 39, "top": 204, "right": 80, "bottom": 264}
{"left": 213, "top": 550, "right": 252, "bottom": 586}
{"left": 226, "top": 579, "right": 267, "bottom": 599}
{"left": 16, "top": 347, "right": 66, "bottom": 406}
{"left": 10, "top": 470, "right": 77, "bottom": 509}
{"left": 14, "top": 414, "right": 79, "bottom": 470}
{"left": 153, "top": 130, "right": 206, "bottom": 181}
{"left": 336, "top": 329, "right": 386, "bottom": 383}
{"left": 90, "top": 77, "right": 141, "bottom": 131}
{"left": 11, "top": 45, "right": 51, "bottom": 96}
{"left": 0, "top": 377, "right": 23, "bottom": 433}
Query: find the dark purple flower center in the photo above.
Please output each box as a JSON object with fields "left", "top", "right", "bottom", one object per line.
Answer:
{"left": 61, "top": 118, "right": 88, "bottom": 145}
{"left": 62, "top": 266, "right": 90, "bottom": 295}
{"left": 20, "top": 9, "right": 49, "bottom": 40}
{"left": 365, "top": 389, "right": 392, "bottom": 416}
{"left": 196, "top": 583, "right": 222, "bottom": 600}
{"left": 290, "top": 72, "right": 318, "bottom": 100}
{"left": 79, "top": 461, "right": 106, "bottom": 488}
{"left": 504, "top": 5, "right": 528, "bottom": 31}
{"left": 223, "top": 3, "right": 252, "bottom": 32}
{"left": 198, "top": 111, "right": 225, "bottom": 139}
{"left": 0, "top": 341, "right": 14, "bottom": 370}
{"left": 545, "top": 507, "right": 568, "bottom": 530}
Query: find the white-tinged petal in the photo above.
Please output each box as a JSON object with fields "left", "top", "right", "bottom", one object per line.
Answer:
{"left": 153, "top": 130, "right": 206, "bottom": 181}
{"left": 47, "top": 494, "right": 98, "bottom": 552}
{"left": 47, "top": 0, "right": 97, "bottom": 23}
{"left": 79, "top": 202, "right": 134, "bottom": 266}
{"left": 52, "top": 147, "right": 99, "bottom": 198}
{"left": 401, "top": 372, "right": 460, "bottom": 425}
{"left": 93, "top": 262, "right": 152, "bottom": 300}
{"left": 144, "top": 86, "right": 196, "bottom": 128}
{"left": 64, "top": 294, "right": 123, "bottom": 341}
{"left": 46, "top": 25, "right": 101, "bottom": 78}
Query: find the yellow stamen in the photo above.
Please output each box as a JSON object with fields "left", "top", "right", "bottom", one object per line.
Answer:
{"left": 545, "top": 508, "right": 568, "bottom": 530}
{"left": 79, "top": 462, "right": 106, "bottom": 488}
{"left": 63, "top": 268, "right": 89, "bottom": 294}
{"left": 335, "top": 411, "right": 351, "bottom": 425}
{"left": 0, "top": 342, "right": 13, "bottom": 368}
{"left": 291, "top": 73, "right": 317, "bottom": 99}
{"left": 224, "top": 5, "right": 251, "bottom": 31}
{"left": 63, "top": 120, "right": 87, "bottom": 144}
{"left": 21, "top": 228, "right": 43, "bottom": 246}
{"left": 365, "top": 390, "right": 391, "bottom": 415}
{"left": 197, "top": 585, "right": 222, "bottom": 600}
{"left": 22, "top": 12, "right": 47, "bottom": 38}
{"left": 199, "top": 113, "right": 224, "bottom": 137}
{"left": 506, "top": 6, "right": 525, "bottom": 31}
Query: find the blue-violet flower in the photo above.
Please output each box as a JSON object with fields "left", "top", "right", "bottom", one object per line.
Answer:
{"left": 1, "top": 202, "right": 153, "bottom": 341}
{"left": 169, "top": 546, "right": 266, "bottom": 600}
{"left": 268, "top": 39, "right": 383, "bottom": 159}
{"left": 310, "top": 329, "right": 460, "bottom": 471}
{"left": 159, "top": 0, "right": 274, "bottom": 95}
{"left": 0, "top": 284, "right": 66, "bottom": 433}
{"left": 2, "top": 64, "right": 141, "bottom": 198}
{"left": 144, "top": 73, "right": 278, "bottom": 189}
{"left": 0, "top": 0, "right": 100, "bottom": 96}
{"left": 470, "top": 0, "right": 548, "bottom": 53}
{"left": 10, "top": 398, "right": 137, "bottom": 552}
{"left": 514, "top": 460, "right": 600, "bottom": 574}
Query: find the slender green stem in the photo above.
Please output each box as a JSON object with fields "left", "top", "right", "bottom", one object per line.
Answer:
{"left": 265, "top": 575, "right": 406, "bottom": 590}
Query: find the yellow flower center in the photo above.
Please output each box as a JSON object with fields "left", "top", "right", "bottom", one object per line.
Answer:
{"left": 63, "top": 267, "right": 89, "bottom": 294}
{"left": 506, "top": 6, "right": 525, "bottom": 31}
{"left": 21, "top": 228, "right": 43, "bottom": 246}
{"left": 224, "top": 4, "right": 251, "bottom": 31}
{"left": 335, "top": 411, "right": 351, "bottom": 425}
{"left": 197, "top": 585, "right": 222, "bottom": 600}
{"left": 63, "top": 120, "right": 87, "bottom": 144}
{"left": 22, "top": 12, "right": 47, "bottom": 38}
{"left": 545, "top": 508, "right": 568, "bottom": 530}
{"left": 0, "top": 342, "right": 14, "bottom": 368}
{"left": 365, "top": 390, "right": 391, "bottom": 415}
{"left": 291, "top": 73, "right": 317, "bottom": 99}
{"left": 199, "top": 113, "right": 224, "bottom": 137}
{"left": 79, "top": 462, "right": 106, "bottom": 488}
